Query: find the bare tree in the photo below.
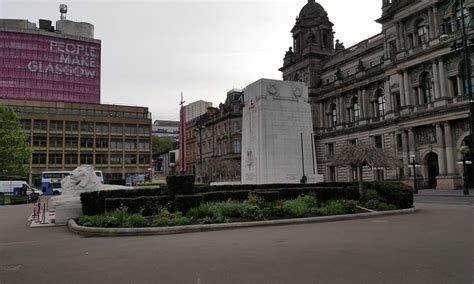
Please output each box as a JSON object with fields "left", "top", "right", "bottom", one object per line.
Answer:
{"left": 333, "top": 143, "right": 401, "bottom": 202}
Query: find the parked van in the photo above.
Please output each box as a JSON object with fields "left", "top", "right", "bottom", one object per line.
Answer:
{"left": 0, "top": 181, "right": 43, "bottom": 200}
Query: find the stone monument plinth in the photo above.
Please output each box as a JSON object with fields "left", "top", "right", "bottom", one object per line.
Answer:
{"left": 241, "top": 79, "right": 323, "bottom": 184}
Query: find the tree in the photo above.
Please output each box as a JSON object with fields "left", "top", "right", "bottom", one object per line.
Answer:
{"left": 333, "top": 142, "right": 401, "bottom": 202}
{"left": 0, "top": 107, "right": 31, "bottom": 178}
{"left": 152, "top": 136, "right": 178, "bottom": 155}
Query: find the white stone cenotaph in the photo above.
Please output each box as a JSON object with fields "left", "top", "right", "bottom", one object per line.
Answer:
{"left": 241, "top": 79, "right": 323, "bottom": 184}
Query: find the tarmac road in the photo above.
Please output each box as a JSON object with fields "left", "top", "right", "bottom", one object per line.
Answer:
{"left": 0, "top": 202, "right": 472, "bottom": 284}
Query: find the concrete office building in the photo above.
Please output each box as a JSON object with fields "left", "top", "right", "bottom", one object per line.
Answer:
{"left": 185, "top": 100, "right": 213, "bottom": 122}
{"left": 280, "top": 0, "right": 473, "bottom": 189}
{"left": 2, "top": 98, "right": 152, "bottom": 184}
{"left": 0, "top": 8, "right": 152, "bottom": 184}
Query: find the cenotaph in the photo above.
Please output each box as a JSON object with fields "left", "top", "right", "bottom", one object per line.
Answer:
{"left": 241, "top": 79, "right": 323, "bottom": 184}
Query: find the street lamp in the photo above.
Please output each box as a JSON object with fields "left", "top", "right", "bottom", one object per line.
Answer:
{"left": 441, "top": 0, "right": 473, "bottom": 170}
{"left": 457, "top": 154, "right": 471, "bottom": 195}
{"left": 194, "top": 125, "right": 205, "bottom": 182}
{"left": 408, "top": 155, "right": 421, "bottom": 194}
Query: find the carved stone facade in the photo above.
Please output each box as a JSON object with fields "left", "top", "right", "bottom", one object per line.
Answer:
{"left": 281, "top": 0, "right": 474, "bottom": 189}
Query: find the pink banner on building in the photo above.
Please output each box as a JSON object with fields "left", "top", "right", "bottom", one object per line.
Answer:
{"left": 0, "top": 31, "right": 101, "bottom": 103}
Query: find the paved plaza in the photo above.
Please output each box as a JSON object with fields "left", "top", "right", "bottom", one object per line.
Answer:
{"left": 0, "top": 199, "right": 472, "bottom": 284}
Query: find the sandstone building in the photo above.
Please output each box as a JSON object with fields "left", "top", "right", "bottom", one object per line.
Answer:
{"left": 281, "top": 0, "right": 473, "bottom": 189}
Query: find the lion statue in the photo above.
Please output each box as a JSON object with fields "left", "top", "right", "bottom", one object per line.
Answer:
{"left": 60, "top": 165, "right": 102, "bottom": 198}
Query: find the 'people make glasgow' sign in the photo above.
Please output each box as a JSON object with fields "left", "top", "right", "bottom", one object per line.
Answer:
{"left": 27, "top": 40, "right": 99, "bottom": 78}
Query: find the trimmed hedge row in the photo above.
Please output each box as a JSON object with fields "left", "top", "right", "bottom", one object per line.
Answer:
{"left": 81, "top": 187, "right": 167, "bottom": 215}
{"left": 194, "top": 183, "right": 323, "bottom": 193}
{"left": 104, "top": 196, "right": 170, "bottom": 216}
{"left": 81, "top": 181, "right": 413, "bottom": 216}
{"left": 167, "top": 175, "right": 195, "bottom": 196}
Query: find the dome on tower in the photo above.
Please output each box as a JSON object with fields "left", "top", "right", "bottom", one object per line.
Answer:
{"left": 298, "top": 0, "right": 327, "bottom": 20}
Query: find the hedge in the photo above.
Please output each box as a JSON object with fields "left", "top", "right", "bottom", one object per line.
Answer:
{"left": 174, "top": 195, "right": 203, "bottom": 213}
{"left": 104, "top": 196, "right": 170, "bottom": 216}
{"left": 200, "top": 190, "right": 251, "bottom": 203}
{"left": 81, "top": 187, "right": 167, "bottom": 215}
{"left": 166, "top": 175, "right": 195, "bottom": 196}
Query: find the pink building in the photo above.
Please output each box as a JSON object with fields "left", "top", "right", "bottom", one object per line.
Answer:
{"left": 0, "top": 19, "right": 101, "bottom": 104}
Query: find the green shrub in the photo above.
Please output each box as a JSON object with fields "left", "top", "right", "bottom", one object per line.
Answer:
{"left": 282, "top": 195, "right": 317, "bottom": 217}
{"left": 152, "top": 210, "right": 192, "bottom": 227}
{"left": 365, "top": 200, "right": 398, "bottom": 211}
{"left": 186, "top": 205, "right": 213, "bottom": 219}
{"left": 265, "top": 200, "right": 286, "bottom": 216}
{"left": 244, "top": 193, "right": 265, "bottom": 208}
{"left": 208, "top": 201, "right": 244, "bottom": 218}
{"left": 242, "top": 204, "right": 270, "bottom": 221}
{"left": 365, "top": 182, "right": 413, "bottom": 209}
{"left": 124, "top": 214, "right": 149, "bottom": 227}
{"left": 105, "top": 196, "right": 169, "bottom": 216}
{"left": 364, "top": 189, "right": 380, "bottom": 202}
{"left": 312, "top": 199, "right": 359, "bottom": 216}
{"left": 253, "top": 190, "right": 282, "bottom": 202}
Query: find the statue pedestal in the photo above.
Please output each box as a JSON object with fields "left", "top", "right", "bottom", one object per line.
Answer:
{"left": 54, "top": 198, "right": 82, "bottom": 225}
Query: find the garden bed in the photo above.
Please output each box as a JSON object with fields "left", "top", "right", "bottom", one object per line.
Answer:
{"left": 76, "top": 192, "right": 401, "bottom": 229}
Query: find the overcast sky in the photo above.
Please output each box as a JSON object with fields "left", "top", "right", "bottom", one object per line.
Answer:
{"left": 1, "top": 0, "right": 382, "bottom": 121}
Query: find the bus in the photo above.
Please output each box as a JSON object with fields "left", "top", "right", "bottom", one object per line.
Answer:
{"left": 41, "top": 170, "right": 104, "bottom": 195}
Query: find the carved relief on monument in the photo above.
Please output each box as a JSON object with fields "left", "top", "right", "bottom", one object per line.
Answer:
{"left": 267, "top": 84, "right": 279, "bottom": 96}
{"left": 452, "top": 120, "right": 470, "bottom": 143}
{"left": 415, "top": 126, "right": 437, "bottom": 145}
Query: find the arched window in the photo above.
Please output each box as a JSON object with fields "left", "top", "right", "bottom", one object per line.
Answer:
{"left": 417, "top": 20, "right": 429, "bottom": 44}
{"left": 455, "top": 3, "right": 470, "bottom": 31}
{"left": 351, "top": 97, "right": 360, "bottom": 122}
{"left": 421, "top": 72, "right": 433, "bottom": 104}
{"left": 328, "top": 104, "right": 337, "bottom": 127}
{"left": 376, "top": 91, "right": 386, "bottom": 118}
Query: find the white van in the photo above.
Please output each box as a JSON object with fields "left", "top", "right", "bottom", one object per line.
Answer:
{"left": 0, "top": 181, "right": 43, "bottom": 199}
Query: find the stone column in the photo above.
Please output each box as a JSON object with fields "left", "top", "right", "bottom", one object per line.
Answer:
{"left": 436, "top": 123, "right": 446, "bottom": 175}
{"left": 457, "top": 76, "right": 464, "bottom": 96}
{"left": 403, "top": 70, "right": 411, "bottom": 106}
{"left": 438, "top": 58, "right": 447, "bottom": 98}
{"left": 319, "top": 102, "right": 325, "bottom": 128}
{"left": 428, "top": 8, "right": 434, "bottom": 38}
{"left": 362, "top": 88, "right": 369, "bottom": 118}
{"left": 336, "top": 96, "right": 342, "bottom": 125}
{"left": 399, "top": 22, "right": 406, "bottom": 50}
{"left": 432, "top": 60, "right": 441, "bottom": 99}
{"left": 412, "top": 34, "right": 417, "bottom": 48}
{"left": 418, "top": 86, "right": 423, "bottom": 105}
{"left": 384, "top": 78, "right": 393, "bottom": 112}
{"left": 433, "top": 5, "right": 440, "bottom": 37}
{"left": 444, "top": 122, "right": 456, "bottom": 175}
{"left": 399, "top": 72, "right": 406, "bottom": 106}
{"left": 402, "top": 130, "right": 410, "bottom": 177}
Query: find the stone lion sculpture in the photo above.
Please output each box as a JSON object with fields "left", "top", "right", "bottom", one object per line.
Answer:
{"left": 60, "top": 165, "right": 102, "bottom": 198}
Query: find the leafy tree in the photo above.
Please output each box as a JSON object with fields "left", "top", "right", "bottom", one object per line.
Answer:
{"left": 333, "top": 142, "right": 401, "bottom": 202}
{"left": 0, "top": 106, "right": 31, "bottom": 178}
{"left": 152, "top": 136, "right": 178, "bottom": 155}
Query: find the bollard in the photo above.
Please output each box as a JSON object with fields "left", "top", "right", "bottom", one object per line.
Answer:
{"left": 46, "top": 199, "right": 49, "bottom": 211}
{"left": 41, "top": 203, "right": 47, "bottom": 224}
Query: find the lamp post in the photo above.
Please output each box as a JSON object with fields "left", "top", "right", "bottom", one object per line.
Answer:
{"left": 409, "top": 155, "right": 421, "bottom": 194}
{"left": 195, "top": 125, "right": 205, "bottom": 182}
{"left": 457, "top": 154, "right": 471, "bottom": 195}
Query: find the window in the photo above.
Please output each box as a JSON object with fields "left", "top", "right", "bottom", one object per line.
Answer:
{"left": 125, "top": 154, "right": 136, "bottom": 165}
{"left": 111, "top": 139, "right": 123, "bottom": 150}
{"left": 49, "top": 120, "right": 63, "bottom": 132}
{"left": 49, "top": 137, "right": 63, "bottom": 148}
{"left": 32, "top": 153, "right": 47, "bottom": 165}
{"left": 389, "top": 41, "right": 397, "bottom": 60}
{"left": 327, "top": 143, "right": 335, "bottom": 157}
{"left": 374, "top": 135, "right": 383, "bottom": 149}
{"left": 125, "top": 125, "right": 137, "bottom": 135}
{"left": 393, "top": 92, "right": 401, "bottom": 112}
{"left": 65, "top": 138, "right": 78, "bottom": 149}
{"left": 329, "top": 166, "right": 336, "bottom": 182}
{"left": 349, "top": 139, "right": 357, "bottom": 145}
{"left": 417, "top": 20, "right": 429, "bottom": 44}
{"left": 110, "top": 154, "right": 122, "bottom": 165}
{"left": 125, "top": 140, "right": 137, "bottom": 150}
{"left": 375, "top": 169, "right": 385, "bottom": 181}
{"left": 421, "top": 72, "right": 433, "bottom": 104}
{"left": 49, "top": 154, "right": 62, "bottom": 165}
{"left": 233, "top": 140, "right": 241, "bottom": 154}
{"left": 396, "top": 134, "right": 403, "bottom": 152}
{"left": 111, "top": 124, "right": 123, "bottom": 135}
{"left": 376, "top": 92, "right": 386, "bottom": 118}
{"left": 351, "top": 97, "right": 360, "bottom": 122}
{"left": 96, "top": 138, "right": 108, "bottom": 149}
{"left": 21, "top": 120, "right": 31, "bottom": 131}
{"left": 80, "top": 138, "right": 94, "bottom": 149}
{"left": 352, "top": 167, "right": 359, "bottom": 181}
{"left": 65, "top": 154, "right": 78, "bottom": 165}
{"left": 139, "top": 140, "right": 150, "bottom": 151}
{"left": 81, "top": 122, "right": 94, "bottom": 133}
{"left": 328, "top": 104, "right": 337, "bottom": 127}
{"left": 96, "top": 123, "right": 109, "bottom": 135}
{"left": 32, "top": 136, "right": 47, "bottom": 148}
{"left": 96, "top": 154, "right": 109, "bottom": 166}
{"left": 33, "top": 120, "right": 47, "bottom": 131}
{"left": 65, "top": 121, "right": 78, "bottom": 132}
